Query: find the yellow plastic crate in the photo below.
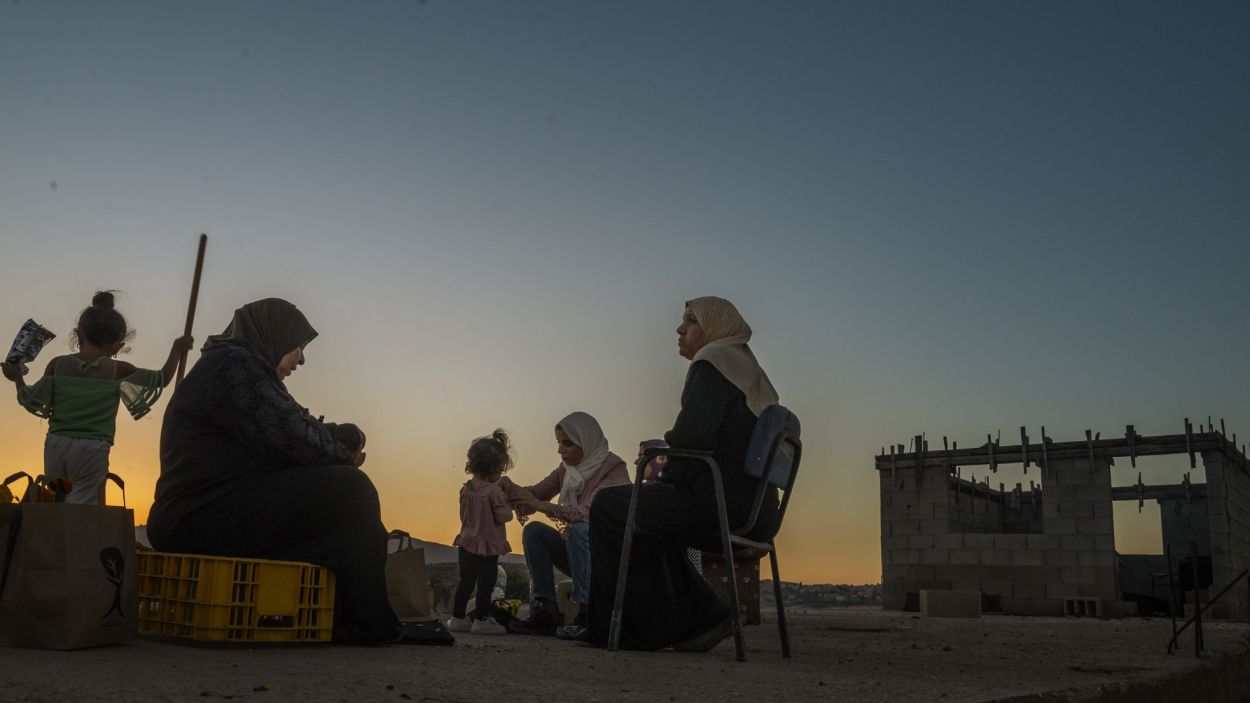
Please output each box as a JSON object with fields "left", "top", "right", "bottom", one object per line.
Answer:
{"left": 137, "top": 551, "right": 335, "bottom": 643}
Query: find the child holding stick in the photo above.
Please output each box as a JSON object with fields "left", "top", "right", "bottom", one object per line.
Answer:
{"left": 0, "top": 291, "right": 193, "bottom": 504}
{"left": 447, "top": 429, "right": 514, "bottom": 635}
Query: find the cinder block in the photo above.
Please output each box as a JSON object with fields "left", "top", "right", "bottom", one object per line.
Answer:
{"left": 949, "top": 578, "right": 981, "bottom": 592}
{"left": 907, "top": 503, "right": 937, "bottom": 520}
{"left": 892, "top": 520, "right": 921, "bottom": 535}
{"left": 1092, "top": 502, "right": 1112, "bottom": 518}
{"left": 980, "top": 549, "right": 1012, "bottom": 566}
{"left": 1094, "top": 535, "right": 1115, "bottom": 551}
{"left": 1011, "top": 549, "right": 1045, "bottom": 567}
{"left": 1076, "top": 517, "right": 1113, "bottom": 534}
{"left": 934, "top": 533, "right": 964, "bottom": 549}
{"left": 1078, "top": 550, "right": 1116, "bottom": 568}
{"left": 963, "top": 533, "right": 996, "bottom": 549}
{"left": 1013, "top": 581, "right": 1046, "bottom": 598}
{"left": 1061, "top": 567, "right": 1096, "bottom": 584}
{"left": 1062, "top": 597, "right": 1103, "bottom": 617}
{"left": 921, "top": 548, "right": 950, "bottom": 565}
{"left": 1027, "top": 534, "right": 1060, "bottom": 550}
{"left": 908, "top": 534, "right": 935, "bottom": 549}
{"left": 950, "top": 549, "right": 981, "bottom": 565}
{"left": 994, "top": 534, "right": 1027, "bottom": 550}
{"left": 920, "top": 519, "right": 949, "bottom": 534}
{"left": 906, "top": 565, "right": 936, "bottom": 581}
{"left": 919, "top": 589, "right": 981, "bottom": 618}
{"left": 892, "top": 549, "right": 920, "bottom": 565}
{"left": 1045, "top": 583, "right": 1077, "bottom": 599}
{"left": 1060, "top": 534, "right": 1095, "bottom": 550}
{"left": 981, "top": 580, "right": 1014, "bottom": 597}
{"left": 1045, "top": 550, "right": 1079, "bottom": 567}
{"left": 1058, "top": 502, "right": 1094, "bottom": 519}
{"left": 1047, "top": 518, "right": 1078, "bottom": 534}
{"left": 882, "top": 535, "right": 909, "bottom": 550}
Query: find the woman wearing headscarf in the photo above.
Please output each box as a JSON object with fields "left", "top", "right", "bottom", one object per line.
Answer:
{"left": 586, "top": 296, "right": 780, "bottom": 652}
{"left": 500, "top": 411, "right": 629, "bottom": 638}
{"left": 147, "top": 299, "right": 398, "bottom": 644}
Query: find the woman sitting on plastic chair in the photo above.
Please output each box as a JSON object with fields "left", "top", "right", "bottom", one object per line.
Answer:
{"left": 586, "top": 296, "right": 781, "bottom": 652}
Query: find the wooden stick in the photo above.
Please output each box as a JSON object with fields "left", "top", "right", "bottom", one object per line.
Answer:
{"left": 175, "top": 234, "right": 207, "bottom": 387}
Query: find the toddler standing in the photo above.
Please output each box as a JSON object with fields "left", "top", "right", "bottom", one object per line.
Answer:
{"left": 447, "top": 429, "right": 514, "bottom": 635}
{"left": 0, "top": 292, "right": 193, "bottom": 504}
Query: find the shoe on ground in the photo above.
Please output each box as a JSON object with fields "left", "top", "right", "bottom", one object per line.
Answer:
{"left": 672, "top": 617, "right": 733, "bottom": 653}
{"left": 555, "top": 625, "right": 587, "bottom": 641}
{"left": 470, "top": 617, "right": 507, "bottom": 635}
{"left": 445, "top": 616, "right": 472, "bottom": 633}
{"left": 509, "top": 598, "right": 563, "bottom": 637}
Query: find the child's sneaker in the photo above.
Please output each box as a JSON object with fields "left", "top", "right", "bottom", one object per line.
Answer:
{"left": 445, "top": 616, "right": 472, "bottom": 633}
{"left": 470, "top": 617, "right": 507, "bottom": 635}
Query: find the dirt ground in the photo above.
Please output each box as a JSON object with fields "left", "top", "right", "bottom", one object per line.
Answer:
{"left": 2, "top": 608, "right": 1247, "bottom": 703}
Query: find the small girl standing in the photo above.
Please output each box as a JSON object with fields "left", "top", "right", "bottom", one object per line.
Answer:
{"left": 0, "top": 291, "right": 193, "bottom": 505}
{"left": 447, "top": 429, "right": 515, "bottom": 635}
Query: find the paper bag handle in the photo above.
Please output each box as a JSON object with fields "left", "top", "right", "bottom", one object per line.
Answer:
{"left": 104, "top": 473, "right": 126, "bottom": 507}
{"left": 388, "top": 529, "right": 413, "bottom": 551}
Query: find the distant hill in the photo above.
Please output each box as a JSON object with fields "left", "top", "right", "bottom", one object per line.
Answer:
{"left": 136, "top": 525, "right": 525, "bottom": 565}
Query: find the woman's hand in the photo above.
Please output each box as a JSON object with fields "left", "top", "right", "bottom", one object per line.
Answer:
{"left": 0, "top": 362, "right": 21, "bottom": 385}
{"left": 504, "top": 486, "right": 546, "bottom": 516}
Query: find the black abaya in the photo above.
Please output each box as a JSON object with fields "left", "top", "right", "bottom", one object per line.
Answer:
{"left": 587, "top": 360, "right": 779, "bottom": 649}
{"left": 147, "top": 344, "right": 399, "bottom": 644}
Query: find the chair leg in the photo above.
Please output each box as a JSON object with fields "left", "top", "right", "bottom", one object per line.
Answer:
{"left": 769, "top": 548, "right": 791, "bottom": 658}
{"left": 608, "top": 477, "right": 644, "bottom": 651}
{"left": 713, "top": 512, "right": 745, "bottom": 661}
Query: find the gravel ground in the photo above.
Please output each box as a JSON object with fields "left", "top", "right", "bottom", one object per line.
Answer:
{"left": 2, "top": 608, "right": 1247, "bottom": 703}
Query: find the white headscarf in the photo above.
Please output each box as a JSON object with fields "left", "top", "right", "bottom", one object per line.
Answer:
{"left": 556, "top": 411, "right": 611, "bottom": 507}
{"left": 686, "top": 296, "right": 780, "bottom": 416}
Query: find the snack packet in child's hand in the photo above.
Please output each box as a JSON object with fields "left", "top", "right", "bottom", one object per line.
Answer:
{"left": 6, "top": 319, "right": 56, "bottom": 376}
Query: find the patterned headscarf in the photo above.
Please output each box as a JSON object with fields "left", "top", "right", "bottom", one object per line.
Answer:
{"left": 202, "top": 298, "right": 317, "bottom": 368}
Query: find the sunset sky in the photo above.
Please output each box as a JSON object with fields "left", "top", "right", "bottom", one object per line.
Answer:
{"left": 2, "top": 1, "right": 1248, "bottom": 585}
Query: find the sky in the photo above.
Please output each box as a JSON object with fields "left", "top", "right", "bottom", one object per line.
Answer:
{"left": 1, "top": 1, "right": 1247, "bottom": 585}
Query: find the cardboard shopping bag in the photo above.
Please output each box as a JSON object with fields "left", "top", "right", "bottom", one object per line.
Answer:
{"left": 386, "top": 529, "right": 431, "bottom": 620}
{"left": 0, "top": 473, "right": 137, "bottom": 649}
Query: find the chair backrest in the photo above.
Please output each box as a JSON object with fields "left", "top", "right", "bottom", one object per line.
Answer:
{"left": 738, "top": 405, "right": 802, "bottom": 537}
{"left": 744, "top": 405, "right": 801, "bottom": 489}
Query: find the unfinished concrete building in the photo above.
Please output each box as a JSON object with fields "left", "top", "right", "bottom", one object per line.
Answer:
{"left": 876, "top": 422, "right": 1250, "bottom": 619}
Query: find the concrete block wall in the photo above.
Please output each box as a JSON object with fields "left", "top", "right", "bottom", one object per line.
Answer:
{"left": 1202, "top": 451, "right": 1250, "bottom": 620}
{"left": 947, "top": 487, "right": 1004, "bottom": 532}
{"left": 881, "top": 466, "right": 957, "bottom": 608}
{"left": 1034, "top": 457, "right": 1119, "bottom": 604}
{"left": 881, "top": 456, "right": 1121, "bottom": 613}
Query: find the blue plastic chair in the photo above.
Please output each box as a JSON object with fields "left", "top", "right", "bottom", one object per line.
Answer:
{"left": 608, "top": 404, "right": 802, "bottom": 661}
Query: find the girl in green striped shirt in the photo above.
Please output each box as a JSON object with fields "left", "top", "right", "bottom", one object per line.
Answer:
{"left": 1, "top": 292, "right": 193, "bottom": 504}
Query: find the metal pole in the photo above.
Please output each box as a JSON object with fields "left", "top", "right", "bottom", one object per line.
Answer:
{"left": 1191, "top": 542, "right": 1203, "bottom": 656}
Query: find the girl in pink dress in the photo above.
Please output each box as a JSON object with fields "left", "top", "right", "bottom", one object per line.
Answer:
{"left": 447, "top": 429, "right": 514, "bottom": 635}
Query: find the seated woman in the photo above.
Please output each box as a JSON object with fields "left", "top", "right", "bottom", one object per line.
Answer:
{"left": 586, "top": 296, "right": 781, "bottom": 652}
{"left": 501, "top": 412, "right": 629, "bottom": 638}
{"left": 146, "top": 299, "right": 398, "bottom": 644}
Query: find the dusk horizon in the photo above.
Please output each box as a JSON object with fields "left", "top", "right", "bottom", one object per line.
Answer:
{"left": 3, "top": 0, "right": 1248, "bottom": 588}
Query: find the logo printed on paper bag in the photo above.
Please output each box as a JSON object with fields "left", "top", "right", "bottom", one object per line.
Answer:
{"left": 100, "top": 547, "right": 125, "bottom": 620}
